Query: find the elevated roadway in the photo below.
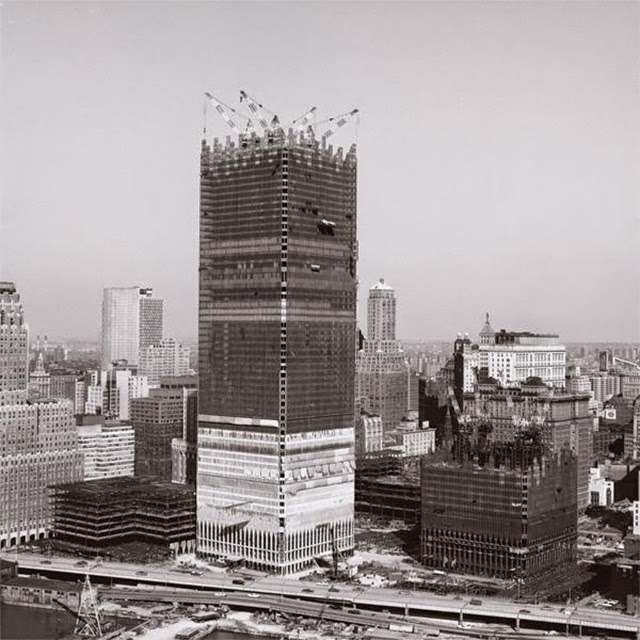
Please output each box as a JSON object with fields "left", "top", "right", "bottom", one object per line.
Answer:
{"left": 4, "top": 551, "right": 640, "bottom": 638}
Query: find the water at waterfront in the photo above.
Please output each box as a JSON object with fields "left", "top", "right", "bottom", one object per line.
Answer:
{"left": 1, "top": 603, "right": 75, "bottom": 639}
{"left": 1, "top": 604, "right": 274, "bottom": 640}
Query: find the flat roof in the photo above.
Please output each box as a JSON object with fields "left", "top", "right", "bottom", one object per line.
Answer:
{"left": 4, "top": 576, "right": 80, "bottom": 592}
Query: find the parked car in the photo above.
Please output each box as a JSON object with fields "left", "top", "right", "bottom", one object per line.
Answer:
{"left": 232, "top": 579, "right": 245, "bottom": 585}
{"left": 302, "top": 588, "right": 314, "bottom": 593}
{"left": 470, "top": 599, "right": 482, "bottom": 606}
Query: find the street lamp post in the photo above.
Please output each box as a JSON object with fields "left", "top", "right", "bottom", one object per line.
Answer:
{"left": 459, "top": 601, "right": 468, "bottom": 626}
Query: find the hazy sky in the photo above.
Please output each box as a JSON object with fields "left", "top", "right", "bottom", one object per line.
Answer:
{"left": 1, "top": 1, "right": 638, "bottom": 343}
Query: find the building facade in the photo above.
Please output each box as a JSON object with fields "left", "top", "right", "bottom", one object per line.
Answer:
{"left": 589, "top": 466, "right": 614, "bottom": 507}
{"left": 392, "top": 420, "right": 436, "bottom": 458}
{"left": 197, "top": 121, "right": 357, "bottom": 573}
{"left": 590, "top": 374, "right": 622, "bottom": 404}
{"left": 28, "top": 353, "right": 50, "bottom": 400}
{"left": 0, "top": 283, "right": 83, "bottom": 549}
{"left": 355, "top": 413, "right": 384, "bottom": 458}
{"left": 101, "top": 287, "right": 163, "bottom": 369}
{"left": 160, "top": 375, "right": 198, "bottom": 485}
{"left": 421, "top": 443, "right": 577, "bottom": 585}
{"left": 76, "top": 416, "right": 135, "bottom": 480}
{"left": 478, "top": 327, "right": 566, "bottom": 389}
{"left": 0, "top": 282, "right": 29, "bottom": 397}
{"left": 139, "top": 337, "right": 190, "bottom": 387}
{"left": 0, "top": 398, "right": 83, "bottom": 549}
{"left": 463, "top": 380, "right": 592, "bottom": 510}
{"left": 84, "top": 364, "right": 149, "bottom": 421}
{"left": 356, "top": 280, "right": 408, "bottom": 433}
{"left": 132, "top": 389, "right": 184, "bottom": 480}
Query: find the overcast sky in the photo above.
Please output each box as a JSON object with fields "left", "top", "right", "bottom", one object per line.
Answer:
{"left": 1, "top": 1, "right": 638, "bottom": 343}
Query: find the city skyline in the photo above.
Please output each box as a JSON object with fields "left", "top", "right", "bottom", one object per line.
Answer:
{"left": 1, "top": 2, "right": 637, "bottom": 343}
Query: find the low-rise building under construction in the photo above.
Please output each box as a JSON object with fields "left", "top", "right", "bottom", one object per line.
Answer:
{"left": 52, "top": 476, "right": 195, "bottom": 554}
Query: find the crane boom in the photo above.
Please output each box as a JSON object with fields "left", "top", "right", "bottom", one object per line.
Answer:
{"left": 52, "top": 598, "right": 89, "bottom": 626}
{"left": 239, "top": 89, "right": 275, "bottom": 131}
{"left": 319, "top": 109, "right": 359, "bottom": 139}
{"left": 205, "top": 92, "right": 252, "bottom": 136}
{"left": 292, "top": 106, "right": 317, "bottom": 133}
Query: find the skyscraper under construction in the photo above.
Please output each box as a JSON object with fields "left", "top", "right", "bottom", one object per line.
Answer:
{"left": 197, "top": 92, "right": 358, "bottom": 573}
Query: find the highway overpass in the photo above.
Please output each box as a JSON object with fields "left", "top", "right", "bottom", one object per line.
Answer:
{"left": 4, "top": 551, "right": 640, "bottom": 639}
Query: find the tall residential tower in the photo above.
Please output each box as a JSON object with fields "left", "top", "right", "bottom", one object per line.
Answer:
{"left": 197, "top": 95, "right": 358, "bottom": 573}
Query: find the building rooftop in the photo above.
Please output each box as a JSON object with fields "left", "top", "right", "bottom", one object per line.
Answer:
{"left": 4, "top": 576, "right": 81, "bottom": 592}
{"left": 369, "top": 278, "right": 393, "bottom": 291}
{"left": 53, "top": 476, "right": 195, "bottom": 501}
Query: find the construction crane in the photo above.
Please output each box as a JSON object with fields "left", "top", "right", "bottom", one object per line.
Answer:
{"left": 52, "top": 575, "right": 104, "bottom": 637}
{"left": 205, "top": 92, "right": 253, "bottom": 138}
{"left": 316, "top": 109, "right": 359, "bottom": 140}
{"left": 239, "top": 89, "right": 279, "bottom": 132}
{"left": 75, "top": 575, "right": 104, "bottom": 637}
{"left": 292, "top": 105, "right": 317, "bottom": 134}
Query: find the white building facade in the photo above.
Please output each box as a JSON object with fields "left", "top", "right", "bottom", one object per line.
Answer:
{"left": 84, "top": 366, "right": 149, "bottom": 421}
{"left": 479, "top": 330, "right": 566, "bottom": 388}
{"left": 355, "top": 413, "right": 384, "bottom": 458}
{"left": 77, "top": 422, "right": 134, "bottom": 480}
{"left": 139, "top": 337, "right": 190, "bottom": 387}
{"left": 101, "top": 287, "right": 163, "bottom": 369}
{"left": 589, "top": 467, "right": 614, "bottom": 507}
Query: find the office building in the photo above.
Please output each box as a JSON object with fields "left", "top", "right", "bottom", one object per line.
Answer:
{"left": 49, "top": 368, "right": 84, "bottom": 414}
{"left": 629, "top": 401, "right": 640, "bottom": 461}
{"left": 355, "top": 413, "right": 384, "bottom": 458}
{"left": 477, "top": 318, "right": 566, "bottom": 388}
{"left": 76, "top": 415, "right": 134, "bottom": 480}
{"left": 84, "top": 363, "right": 148, "bottom": 420}
{"left": 0, "top": 283, "right": 83, "bottom": 549}
{"left": 139, "top": 337, "right": 190, "bottom": 386}
{"left": 421, "top": 440, "right": 577, "bottom": 586}
{"left": 453, "top": 334, "right": 479, "bottom": 399}
{"left": 28, "top": 352, "right": 50, "bottom": 400}
{"left": 589, "top": 467, "right": 614, "bottom": 506}
{"left": 463, "top": 379, "right": 592, "bottom": 510}
{"left": 1, "top": 399, "right": 83, "bottom": 549}
{"left": 392, "top": 419, "right": 436, "bottom": 458}
{"left": 131, "top": 389, "right": 184, "bottom": 480}
{"left": 101, "top": 287, "right": 163, "bottom": 369}
{"left": 590, "top": 374, "right": 622, "bottom": 404}
{"left": 0, "top": 282, "right": 29, "bottom": 396}
{"left": 161, "top": 375, "right": 198, "bottom": 485}
{"left": 356, "top": 279, "right": 409, "bottom": 432}
{"left": 197, "top": 110, "right": 357, "bottom": 573}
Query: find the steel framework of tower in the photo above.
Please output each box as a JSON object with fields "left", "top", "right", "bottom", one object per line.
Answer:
{"left": 197, "top": 89, "right": 359, "bottom": 574}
